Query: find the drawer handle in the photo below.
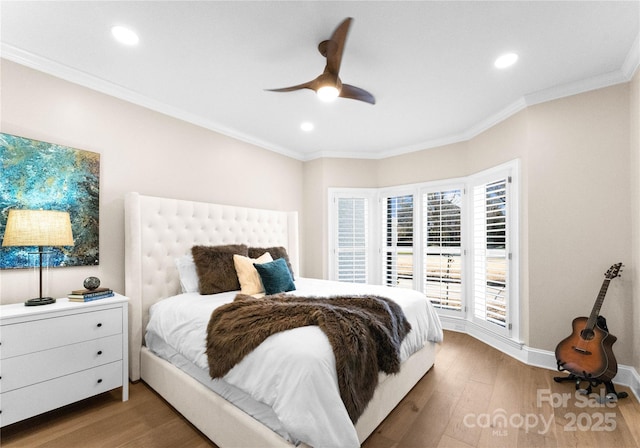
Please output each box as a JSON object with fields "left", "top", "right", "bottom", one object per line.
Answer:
{"left": 97, "top": 379, "right": 103, "bottom": 384}
{"left": 97, "top": 350, "right": 103, "bottom": 356}
{"left": 96, "top": 323, "right": 102, "bottom": 328}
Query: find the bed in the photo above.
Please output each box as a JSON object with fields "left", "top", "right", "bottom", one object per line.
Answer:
{"left": 124, "top": 192, "right": 443, "bottom": 447}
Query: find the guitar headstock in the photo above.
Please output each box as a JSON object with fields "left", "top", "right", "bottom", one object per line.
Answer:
{"left": 605, "top": 262, "right": 623, "bottom": 279}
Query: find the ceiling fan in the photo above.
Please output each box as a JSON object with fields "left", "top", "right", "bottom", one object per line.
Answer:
{"left": 266, "top": 17, "right": 375, "bottom": 105}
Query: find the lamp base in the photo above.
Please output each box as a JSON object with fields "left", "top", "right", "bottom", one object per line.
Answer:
{"left": 24, "top": 297, "right": 56, "bottom": 306}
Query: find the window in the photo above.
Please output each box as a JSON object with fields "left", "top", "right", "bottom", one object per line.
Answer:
{"left": 336, "top": 197, "right": 368, "bottom": 283}
{"left": 423, "top": 187, "right": 463, "bottom": 313}
{"left": 383, "top": 194, "right": 414, "bottom": 289}
{"left": 328, "top": 190, "right": 376, "bottom": 284}
{"left": 471, "top": 175, "right": 512, "bottom": 335}
{"left": 328, "top": 160, "right": 519, "bottom": 341}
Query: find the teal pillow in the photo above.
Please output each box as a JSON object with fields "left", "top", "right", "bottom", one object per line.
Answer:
{"left": 254, "top": 258, "right": 296, "bottom": 295}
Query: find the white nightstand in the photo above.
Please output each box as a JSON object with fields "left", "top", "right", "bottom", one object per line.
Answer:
{"left": 0, "top": 294, "right": 129, "bottom": 427}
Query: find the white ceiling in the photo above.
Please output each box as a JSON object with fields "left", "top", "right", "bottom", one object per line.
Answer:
{"left": 1, "top": 1, "right": 639, "bottom": 161}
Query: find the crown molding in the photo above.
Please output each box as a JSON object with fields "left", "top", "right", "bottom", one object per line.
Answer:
{"left": 304, "top": 63, "right": 632, "bottom": 161}
{"left": 302, "top": 132, "right": 471, "bottom": 161}
{"left": 0, "top": 44, "right": 303, "bottom": 161}
{"left": 3, "top": 40, "right": 638, "bottom": 163}
{"left": 525, "top": 69, "right": 631, "bottom": 107}
{"left": 302, "top": 99, "right": 529, "bottom": 161}
{"left": 622, "top": 31, "right": 640, "bottom": 80}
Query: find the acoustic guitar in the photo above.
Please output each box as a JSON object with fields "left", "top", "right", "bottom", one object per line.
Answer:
{"left": 555, "top": 262, "right": 622, "bottom": 382}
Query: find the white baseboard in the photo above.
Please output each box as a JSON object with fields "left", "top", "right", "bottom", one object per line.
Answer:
{"left": 440, "top": 317, "right": 640, "bottom": 402}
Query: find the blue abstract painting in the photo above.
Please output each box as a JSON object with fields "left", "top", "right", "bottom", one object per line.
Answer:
{"left": 0, "top": 133, "right": 100, "bottom": 269}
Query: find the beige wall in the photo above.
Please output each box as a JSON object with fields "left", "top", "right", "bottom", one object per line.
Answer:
{"left": 302, "top": 83, "right": 635, "bottom": 365}
{"left": 1, "top": 60, "right": 637, "bottom": 367}
{"left": 376, "top": 141, "right": 469, "bottom": 187}
{"left": 302, "top": 157, "right": 378, "bottom": 279}
{"left": 302, "top": 142, "right": 470, "bottom": 279}
{"left": 526, "top": 84, "right": 632, "bottom": 364}
{"left": 631, "top": 69, "right": 640, "bottom": 374}
{"left": 468, "top": 110, "right": 532, "bottom": 344}
{"left": 0, "top": 60, "right": 303, "bottom": 303}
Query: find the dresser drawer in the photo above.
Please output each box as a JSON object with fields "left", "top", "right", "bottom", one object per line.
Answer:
{"left": 0, "top": 360, "right": 123, "bottom": 427}
{"left": 1, "top": 334, "right": 122, "bottom": 393}
{"left": 0, "top": 307, "right": 122, "bottom": 359}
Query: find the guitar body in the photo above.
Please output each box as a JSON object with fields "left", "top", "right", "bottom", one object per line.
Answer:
{"left": 555, "top": 316, "right": 618, "bottom": 382}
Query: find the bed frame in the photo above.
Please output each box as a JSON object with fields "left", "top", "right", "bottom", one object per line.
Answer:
{"left": 124, "top": 192, "right": 436, "bottom": 447}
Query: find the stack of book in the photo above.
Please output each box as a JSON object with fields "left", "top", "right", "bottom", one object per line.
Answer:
{"left": 68, "top": 287, "right": 114, "bottom": 302}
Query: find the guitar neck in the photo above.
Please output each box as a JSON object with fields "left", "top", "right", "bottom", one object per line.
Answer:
{"left": 585, "top": 278, "right": 611, "bottom": 330}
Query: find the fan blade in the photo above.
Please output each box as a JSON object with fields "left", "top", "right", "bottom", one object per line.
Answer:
{"left": 326, "top": 17, "right": 352, "bottom": 75}
{"left": 265, "top": 80, "right": 315, "bottom": 93}
{"left": 340, "top": 84, "right": 375, "bottom": 105}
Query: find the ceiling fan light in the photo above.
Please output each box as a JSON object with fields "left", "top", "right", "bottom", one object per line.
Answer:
{"left": 317, "top": 85, "right": 340, "bottom": 102}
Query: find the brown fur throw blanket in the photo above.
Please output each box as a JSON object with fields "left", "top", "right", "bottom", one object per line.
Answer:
{"left": 206, "top": 294, "right": 412, "bottom": 423}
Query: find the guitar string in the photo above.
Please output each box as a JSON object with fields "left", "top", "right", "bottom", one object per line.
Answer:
{"left": 575, "top": 275, "right": 613, "bottom": 352}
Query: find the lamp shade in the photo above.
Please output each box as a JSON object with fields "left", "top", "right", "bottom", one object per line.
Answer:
{"left": 2, "top": 210, "right": 74, "bottom": 247}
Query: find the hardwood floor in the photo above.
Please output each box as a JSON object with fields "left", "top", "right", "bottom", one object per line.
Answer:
{"left": 363, "top": 331, "right": 640, "bottom": 448}
{"left": 0, "top": 380, "right": 215, "bottom": 448}
{"left": 2, "top": 331, "right": 638, "bottom": 447}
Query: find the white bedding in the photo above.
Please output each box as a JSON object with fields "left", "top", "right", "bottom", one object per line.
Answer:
{"left": 145, "top": 278, "right": 443, "bottom": 448}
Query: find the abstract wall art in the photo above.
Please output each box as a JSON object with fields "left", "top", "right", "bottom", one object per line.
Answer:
{"left": 0, "top": 133, "right": 100, "bottom": 269}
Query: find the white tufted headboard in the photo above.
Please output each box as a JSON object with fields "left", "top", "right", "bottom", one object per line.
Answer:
{"left": 124, "top": 192, "right": 299, "bottom": 380}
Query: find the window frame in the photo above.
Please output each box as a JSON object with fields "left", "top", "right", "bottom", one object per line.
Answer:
{"left": 327, "top": 159, "right": 520, "bottom": 342}
{"left": 466, "top": 161, "right": 520, "bottom": 341}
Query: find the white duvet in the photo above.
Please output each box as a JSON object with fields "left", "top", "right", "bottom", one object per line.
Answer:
{"left": 145, "top": 278, "right": 443, "bottom": 448}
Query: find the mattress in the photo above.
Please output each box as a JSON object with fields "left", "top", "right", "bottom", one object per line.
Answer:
{"left": 145, "top": 277, "right": 443, "bottom": 448}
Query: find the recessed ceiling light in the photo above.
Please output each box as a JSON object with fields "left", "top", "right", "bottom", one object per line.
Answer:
{"left": 494, "top": 52, "right": 518, "bottom": 69}
{"left": 111, "top": 25, "right": 139, "bottom": 46}
{"left": 300, "top": 122, "right": 314, "bottom": 132}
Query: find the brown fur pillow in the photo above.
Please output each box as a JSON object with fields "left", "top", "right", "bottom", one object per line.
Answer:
{"left": 192, "top": 244, "right": 248, "bottom": 294}
{"left": 248, "top": 246, "right": 295, "bottom": 279}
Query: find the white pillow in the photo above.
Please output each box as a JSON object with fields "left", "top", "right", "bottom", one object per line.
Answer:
{"left": 233, "top": 252, "right": 273, "bottom": 295}
{"left": 175, "top": 254, "right": 199, "bottom": 293}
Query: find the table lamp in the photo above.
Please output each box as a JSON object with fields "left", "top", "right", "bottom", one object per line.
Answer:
{"left": 2, "top": 209, "right": 74, "bottom": 306}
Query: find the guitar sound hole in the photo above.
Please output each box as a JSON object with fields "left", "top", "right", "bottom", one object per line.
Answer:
{"left": 580, "top": 328, "right": 595, "bottom": 340}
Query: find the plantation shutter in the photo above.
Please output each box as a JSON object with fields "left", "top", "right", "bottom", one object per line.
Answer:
{"left": 472, "top": 177, "right": 509, "bottom": 329}
{"left": 423, "top": 188, "right": 463, "bottom": 312}
{"left": 335, "top": 197, "right": 368, "bottom": 283}
{"left": 383, "top": 194, "right": 414, "bottom": 288}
